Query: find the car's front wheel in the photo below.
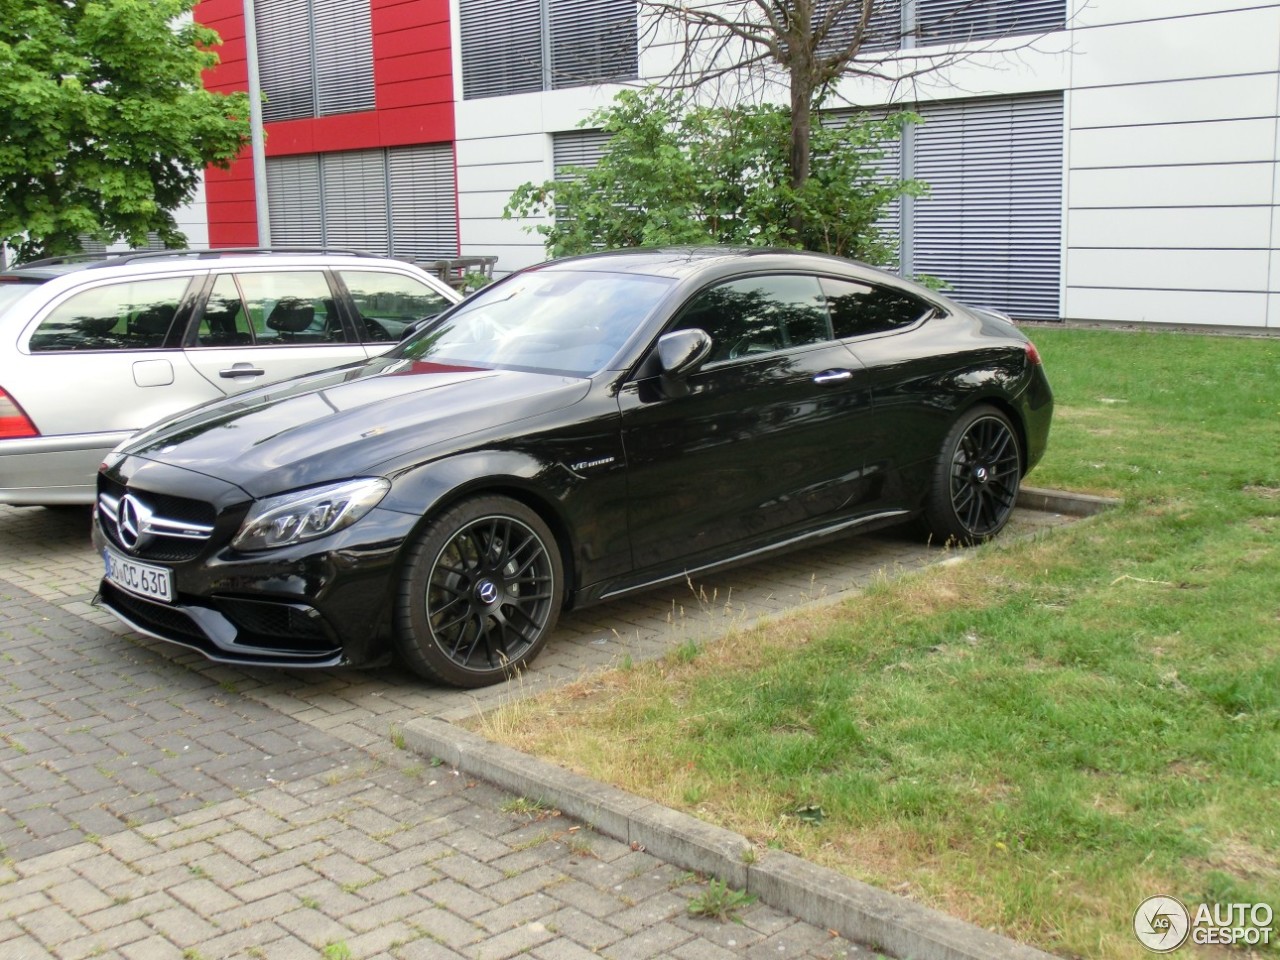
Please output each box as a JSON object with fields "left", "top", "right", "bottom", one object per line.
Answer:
{"left": 922, "top": 404, "right": 1022, "bottom": 545}
{"left": 395, "top": 496, "right": 563, "bottom": 687}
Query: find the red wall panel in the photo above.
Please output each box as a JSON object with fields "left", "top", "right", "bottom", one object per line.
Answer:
{"left": 195, "top": 0, "right": 456, "bottom": 247}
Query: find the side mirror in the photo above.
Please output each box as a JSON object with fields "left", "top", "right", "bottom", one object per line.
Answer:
{"left": 656, "top": 328, "right": 712, "bottom": 398}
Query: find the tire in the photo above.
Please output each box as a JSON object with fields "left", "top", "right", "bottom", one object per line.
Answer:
{"left": 395, "top": 496, "right": 563, "bottom": 687}
{"left": 922, "top": 405, "right": 1022, "bottom": 546}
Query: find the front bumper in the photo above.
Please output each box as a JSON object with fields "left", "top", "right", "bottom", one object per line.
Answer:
{"left": 92, "top": 496, "right": 421, "bottom": 670}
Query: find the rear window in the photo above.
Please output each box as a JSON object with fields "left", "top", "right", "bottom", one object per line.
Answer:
{"left": 27, "top": 277, "right": 189, "bottom": 352}
{"left": 0, "top": 278, "right": 46, "bottom": 318}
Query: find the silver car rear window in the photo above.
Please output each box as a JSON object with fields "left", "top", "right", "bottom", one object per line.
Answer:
{"left": 0, "top": 279, "right": 44, "bottom": 318}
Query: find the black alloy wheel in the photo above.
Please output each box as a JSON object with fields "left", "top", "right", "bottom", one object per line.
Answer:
{"left": 923, "top": 404, "right": 1022, "bottom": 545}
{"left": 395, "top": 496, "right": 563, "bottom": 687}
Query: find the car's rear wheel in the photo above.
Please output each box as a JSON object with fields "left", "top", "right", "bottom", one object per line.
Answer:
{"left": 395, "top": 496, "right": 563, "bottom": 687}
{"left": 922, "top": 405, "right": 1022, "bottom": 545}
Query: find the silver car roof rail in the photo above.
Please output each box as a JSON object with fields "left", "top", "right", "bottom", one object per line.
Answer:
{"left": 82, "top": 247, "right": 390, "bottom": 269}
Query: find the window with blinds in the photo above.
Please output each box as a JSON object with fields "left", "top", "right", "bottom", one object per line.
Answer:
{"left": 257, "top": 0, "right": 374, "bottom": 122}
{"left": 826, "top": 93, "right": 1062, "bottom": 319}
{"left": 267, "top": 145, "right": 458, "bottom": 262}
{"left": 553, "top": 130, "right": 612, "bottom": 179}
{"left": 460, "top": 0, "right": 638, "bottom": 99}
{"left": 914, "top": 0, "right": 1066, "bottom": 45}
{"left": 815, "top": 0, "right": 1065, "bottom": 56}
{"left": 909, "top": 93, "right": 1064, "bottom": 319}
{"left": 815, "top": 0, "right": 903, "bottom": 57}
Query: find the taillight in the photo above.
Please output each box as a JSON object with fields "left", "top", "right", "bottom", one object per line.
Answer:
{"left": 1025, "top": 341, "right": 1043, "bottom": 366}
{"left": 0, "top": 387, "right": 39, "bottom": 439}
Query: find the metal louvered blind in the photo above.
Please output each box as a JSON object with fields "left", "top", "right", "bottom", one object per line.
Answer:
{"left": 257, "top": 0, "right": 314, "bottom": 122}
{"left": 553, "top": 130, "right": 611, "bottom": 178}
{"left": 257, "top": 0, "right": 373, "bottom": 121}
{"left": 388, "top": 144, "right": 459, "bottom": 262}
{"left": 266, "top": 155, "right": 324, "bottom": 245}
{"left": 915, "top": 0, "right": 1065, "bottom": 44}
{"left": 911, "top": 93, "right": 1063, "bottom": 319}
{"left": 267, "top": 148, "right": 457, "bottom": 260}
{"left": 549, "top": 0, "right": 637, "bottom": 90}
{"left": 821, "top": 110, "right": 906, "bottom": 263}
{"left": 320, "top": 150, "right": 389, "bottom": 253}
{"left": 815, "top": 0, "right": 903, "bottom": 57}
{"left": 313, "top": 0, "right": 375, "bottom": 116}
{"left": 460, "top": 0, "right": 544, "bottom": 99}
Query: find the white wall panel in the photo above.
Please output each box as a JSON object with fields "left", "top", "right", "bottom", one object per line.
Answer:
{"left": 1069, "top": 119, "right": 1278, "bottom": 169}
{"left": 457, "top": 161, "right": 551, "bottom": 194}
{"left": 457, "top": 215, "right": 545, "bottom": 249}
{"left": 454, "top": 132, "right": 549, "bottom": 167}
{"left": 459, "top": 190, "right": 528, "bottom": 220}
{"left": 1068, "top": 7, "right": 1280, "bottom": 87}
{"left": 1064, "top": 287, "right": 1269, "bottom": 327}
{"left": 1075, "top": 0, "right": 1260, "bottom": 29}
{"left": 1068, "top": 208, "right": 1273, "bottom": 251}
{"left": 1069, "top": 164, "right": 1275, "bottom": 209}
{"left": 455, "top": 98, "right": 551, "bottom": 140}
{"left": 1067, "top": 249, "right": 1270, "bottom": 293}
{"left": 1070, "top": 75, "right": 1278, "bottom": 128}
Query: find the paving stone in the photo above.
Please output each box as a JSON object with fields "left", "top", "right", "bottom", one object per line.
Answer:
{"left": 603, "top": 920, "right": 695, "bottom": 959}
{"left": 470, "top": 920, "right": 558, "bottom": 960}
{"left": 344, "top": 892, "right": 433, "bottom": 933}
{"left": 18, "top": 903, "right": 91, "bottom": 947}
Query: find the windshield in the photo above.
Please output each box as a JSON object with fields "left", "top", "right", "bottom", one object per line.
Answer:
{"left": 396, "top": 270, "right": 674, "bottom": 376}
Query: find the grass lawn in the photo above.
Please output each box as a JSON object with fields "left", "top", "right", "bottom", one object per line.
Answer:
{"left": 476, "top": 327, "right": 1280, "bottom": 958}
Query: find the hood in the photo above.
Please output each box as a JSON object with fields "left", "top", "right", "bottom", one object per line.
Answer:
{"left": 116, "top": 359, "right": 591, "bottom": 497}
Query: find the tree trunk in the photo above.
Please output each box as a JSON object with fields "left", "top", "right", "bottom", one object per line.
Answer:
{"left": 788, "top": 58, "right": 814, "bottom": 238}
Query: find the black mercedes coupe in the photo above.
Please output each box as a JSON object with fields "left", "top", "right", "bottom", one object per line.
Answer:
{"left": 92, "top": 247, "right": 1052, "bottom": 687}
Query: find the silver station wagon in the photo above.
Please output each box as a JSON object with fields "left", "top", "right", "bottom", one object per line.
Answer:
{"left": 0, "top": 249, "right": 460, "bottom": 506}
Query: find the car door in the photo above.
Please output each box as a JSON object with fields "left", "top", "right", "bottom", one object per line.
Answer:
{"left": 618, "top": 273, "right": 878, "bottom": 575}
{"left": 181, "top": 269, "right": 369, "bottom": 395}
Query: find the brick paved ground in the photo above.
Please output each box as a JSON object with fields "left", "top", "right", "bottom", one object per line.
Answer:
{"left": 0, "top": 502, "right": 1070, "bottom": 958}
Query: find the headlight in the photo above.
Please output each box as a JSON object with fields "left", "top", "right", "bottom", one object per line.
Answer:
{"left": 232, "top": 478, "right": 391, "bottom": 552}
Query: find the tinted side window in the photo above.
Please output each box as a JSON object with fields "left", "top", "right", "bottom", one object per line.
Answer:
{"left": 339, "top": 270, "right": 452, "bottom": 342}
{"left": 235, "top": 271, "right": 348, "bottom": 345}
{"left": 822, "top": 277, "right": 934, "bottom": 339}
{"left": 28, "top": 278, "right": 189, "bottom": 352}
{"left": 676, "top": 275, "right": 830, "bottom": 363}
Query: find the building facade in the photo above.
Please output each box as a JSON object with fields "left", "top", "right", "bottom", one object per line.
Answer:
{"left": 197, "top": 0, "right": 1280, "bottom": 328}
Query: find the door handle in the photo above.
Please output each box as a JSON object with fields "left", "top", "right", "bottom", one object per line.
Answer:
{"left": 813, "top": 369, "right": 854, "bottom": 385}
{"left": 219, "top": 363, "right": 266, "bottom": 379}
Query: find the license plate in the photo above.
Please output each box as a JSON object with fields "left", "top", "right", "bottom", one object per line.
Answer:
{"left": 103, "top": 546, "right": 174, "bottom": 603}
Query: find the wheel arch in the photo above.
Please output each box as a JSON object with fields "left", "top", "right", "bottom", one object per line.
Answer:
{"left": 389, "top": 469, "right": 580, "bottom": 609}
{"left": 957, "top": 393, "right": 1029, "bottom": 477}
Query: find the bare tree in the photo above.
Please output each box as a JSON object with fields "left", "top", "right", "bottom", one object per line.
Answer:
{"left": 638, "top": 0, "right": 1063, "bottom": 229}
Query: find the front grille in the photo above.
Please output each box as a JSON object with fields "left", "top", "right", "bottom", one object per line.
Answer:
{"left": 98, "top": 484, "right": 217, "bottom": 563}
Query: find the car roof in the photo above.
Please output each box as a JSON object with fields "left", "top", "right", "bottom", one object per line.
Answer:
{"left": 0, "top": 247, "right": 427, "bottom": 282}
{"left": 531, "top": 245, "right": 898, "bottom": 283}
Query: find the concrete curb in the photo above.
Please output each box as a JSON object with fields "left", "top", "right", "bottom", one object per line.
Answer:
{"left": 1017, "top": 485, "right": 1119, "bottom": 518}
{"left": 403, "top": 717, "right": 1056, "bottom": 960}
